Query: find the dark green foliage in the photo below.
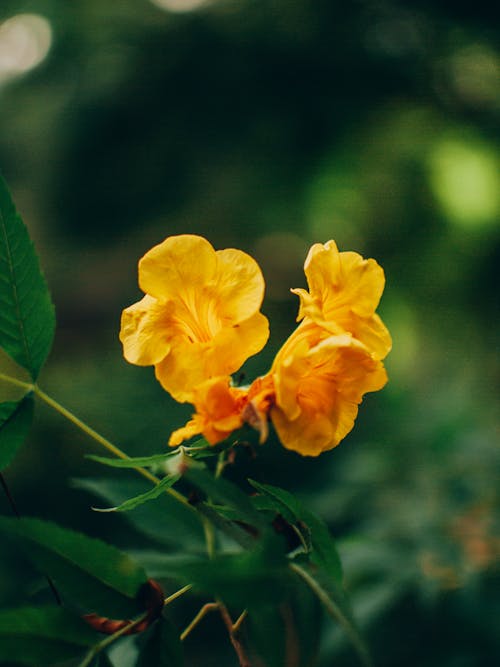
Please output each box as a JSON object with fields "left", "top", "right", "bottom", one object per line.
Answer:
{"left": 250, "top": 480, "right": 343, "bottom": 584}
{"left": 0, "top": 396, "right": 33, "bottom": 471}
{"left": 0, "top": 605, "right": 97, "bottom": 666}
{"left": 0, "top": 517, "right": 148, "bottom": 618}
{"left": 73, "top": 477, "right": 205, "bottom": 552}
{"left": 136, "top": 615, "right": 183, "bottom": 667}
{"left": 0, "top": 174, "right": 55, "bottom": 380}
{"left": 92, "top": 473, "right": 181, "bottom": 513}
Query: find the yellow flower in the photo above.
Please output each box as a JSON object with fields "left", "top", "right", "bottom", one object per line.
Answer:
{"left": 291, "top": 240, "right": 392, "bottom": 360}
{"left": 120, "top": 235, "right": 269, "bottom": 402}
{"left": 169, "top": 376, "right": 247, "bottom": 446}
{"left": 268, "top": 323, "right": 388, "bottom": 456}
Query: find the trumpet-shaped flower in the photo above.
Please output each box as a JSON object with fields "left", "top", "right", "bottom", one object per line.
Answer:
{"left": 120, "top": 235, "right": 269, "bottom": 402}
{"left": 268, "top": 325, "right": 388, "bottom": 456}
{"left": 291, "top": 240, "right": 392, "bottom": 360}
{"left": 169, "top": 376, "right": 247, "bottom": 446}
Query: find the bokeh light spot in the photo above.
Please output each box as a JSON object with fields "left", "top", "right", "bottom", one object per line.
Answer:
{"left": 0, "top": 14, "right": 52, "bottom": 84}
{"left": 428, "top": 139, "right": 500, "bottom": 230}
{"left": 150, "top": 0, "right": 212, "bottom": 13}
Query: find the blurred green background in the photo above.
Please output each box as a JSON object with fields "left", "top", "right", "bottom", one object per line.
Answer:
{"left": 0, "top": 0, "right": 498, "bottom": 665}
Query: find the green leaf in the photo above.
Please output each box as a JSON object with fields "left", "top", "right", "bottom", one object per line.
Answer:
{"left": 246, "top": 581, "right": 322, "bottom": 667}
{"left": 86, "top": 442, "right": 216, "bottom": 471}
{"left": 0, "top": 173, "right": 55, "bottom": 379}
{"left": 92, "top": 474, "right": 181, "bottom": 512}
{"left": 0, "top": 605, "right": 97, "bottom": 666}
{"left": 0, "top": 517, "right": 148, "bottom": 618}
{"left": 249, "top": 480, "right": 343, "bottom": 584}
{"left": 290, "top": 561, "right": 372, "bottom": 667}
{"left": 167, "top": 541, "right": 291, "bottom": 609}
{"left": 90, "top": 654, "right": 115, "bottom": 667}
{"left": 0, "top": 395, "right": 34, "bottom": 470}
{"left": 136, "top": 615, "right": 183, "bottom": 667}
{"left": 87, "top": 452, "right": 181, "bottom": 470}
{"left": 184, "top": 462, "right": 266, "bottom": 531}
{"left": 196, "top": 502, "right": 257, "bottom": 550}
{"left": 0, "top": 347, "right": 32, "bottom": 403}
{"left": 73, "top": 478, "right": 205, "bottom": 552}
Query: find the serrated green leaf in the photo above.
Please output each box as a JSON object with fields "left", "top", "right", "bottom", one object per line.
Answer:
{"left": 73, "top": 478, "right": 205, "bottom": 552}
{"left": 290, "top": 561, "right": 372, "bottom": 667}
{"left": 0, "top": 517, "right": 148, "bottom": 618}
{"left": 250, "top": 480, "right": 342, "bottom": 584}
{"left": 0, "top": 605, "right": 97, "bottom": 666}
{"left": 0, "top": 395, "right": 34, "bottom": 470}
{"left": 0, "top": 173, "right": 55, "bottom": 379}
{"left": 87, "top": 452, "right": 180, "bottom": 470}
{"left": 87, "top": 444, "right": 216, "bottom": 472}
{"left": 136, "top": 615, "right": 183, "bottom": 667}
{"left": 93, "top": 474, "right": 181, "bottom": 512}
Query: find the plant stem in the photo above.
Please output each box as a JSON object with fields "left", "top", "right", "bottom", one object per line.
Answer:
{"left": 218, "top": 602, "right": 252, "bottom": 667}
{"left": 180, "top": 602, "right": 219, "bottom": 641}
{"left": 78, "top": 612, "right": 148, "bottom": 667}
{"left": 164, "top": 584, "right": 192, "bottom": 606}
{"left": 31, "top": 385, "right": 193, "bottom": 510}
{"left": 289, "top": 562, "right": 373, "bottom": 667}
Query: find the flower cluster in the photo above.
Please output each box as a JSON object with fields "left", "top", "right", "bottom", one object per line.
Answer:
{"left": 120, "top": 235, "right": 391, "bottom": 456}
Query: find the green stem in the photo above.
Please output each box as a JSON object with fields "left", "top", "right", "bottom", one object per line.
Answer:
{"left": 32, "top": 385, "right": 193, "bottom": 509}
{"left": 289, "top": 562, "right": 373, "bottom": 667}
{"left": 78, "top": 612, "right": 148, "bottom": 667}
{"left": 164, "top": 584, "right": 192, "bottom": 606}
{"left": 0, "top": 370, "right": 193, "bottom": 511}
{"left": 0, "top": 372, "right": 33, "bottom": 392}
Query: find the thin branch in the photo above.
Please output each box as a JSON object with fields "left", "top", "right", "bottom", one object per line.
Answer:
{"left": 218, "top": 601, "right": 252, "bottom": 667}
{"left": 180, "top": 602, "right": 219, "bottom": 641}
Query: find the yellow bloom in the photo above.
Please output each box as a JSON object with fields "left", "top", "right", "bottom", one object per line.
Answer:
{"left": 120, "top": 235, "right": 269, "bottom": 402}
{"left": 169, "top": 376, "right": 247, "bottom": 446}
{"left": 268, "top": 324, "right": 388, "bottom": 456}
{"left": 291, "top": 240, "right": 392, "bottom": 360}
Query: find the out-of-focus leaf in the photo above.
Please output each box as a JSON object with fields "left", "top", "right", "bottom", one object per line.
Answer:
{"left": 92, "top": 474, "right": 181, "bottom": 513}
{"left": 128, "top": 552, "right": 205, "bottom": 581}
{"left": 136, "top": 615, "right": 183, "bottom": 667}
{"left": 167, "top": 540, "right": 291, "bottom": 608}
{"left": 196, "top": 502, "right": 256, "bottom": 550}
{"left": 0, "top": 605, "right": 97, "bottom": 666}
{"left": 90, "top": 654, "right": 115, "bottom": 667}
{"left": 0, "top": 517, "right": 148, "bottom": 618}
{"left": 0, "top": 395, "right": 33, "bottom": 470}
{"left": 73, "top": 478, "right": 205, "bottom": 552}
{"left": 290, "top": 561, "right": 372, "bottom": 667}
{"left": 89, "top": 654, "right": 114, "bottom": 667}
{"left": 246, "top": 571, "right": 322, "bottom": 667}
{"left": 0, "top": 173, "right": 55, "bottom": 380}
{"left": 250, "top": 480, "right": 342, "bottom": 584}
{"left": 184, "top": 462, "right": 266, "bottom": 531}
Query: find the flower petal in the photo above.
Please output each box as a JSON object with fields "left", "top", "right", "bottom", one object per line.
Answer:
{"left": 214, "top": 248, "right": 266, "bottom": 322}
{"left": 302, "top": 241, "right": 386, "bottom": 320}
{"left": 138, "top": 235, "right": 218, "bottom": 301}
{"left": 269, "top": 329, "right": 388, "bottom": 456}
{"left": 154, "top": 311, "right": 269, "bottom": 402}
{"left": 120, "top": 295, "right": 171, "bottom": 365}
